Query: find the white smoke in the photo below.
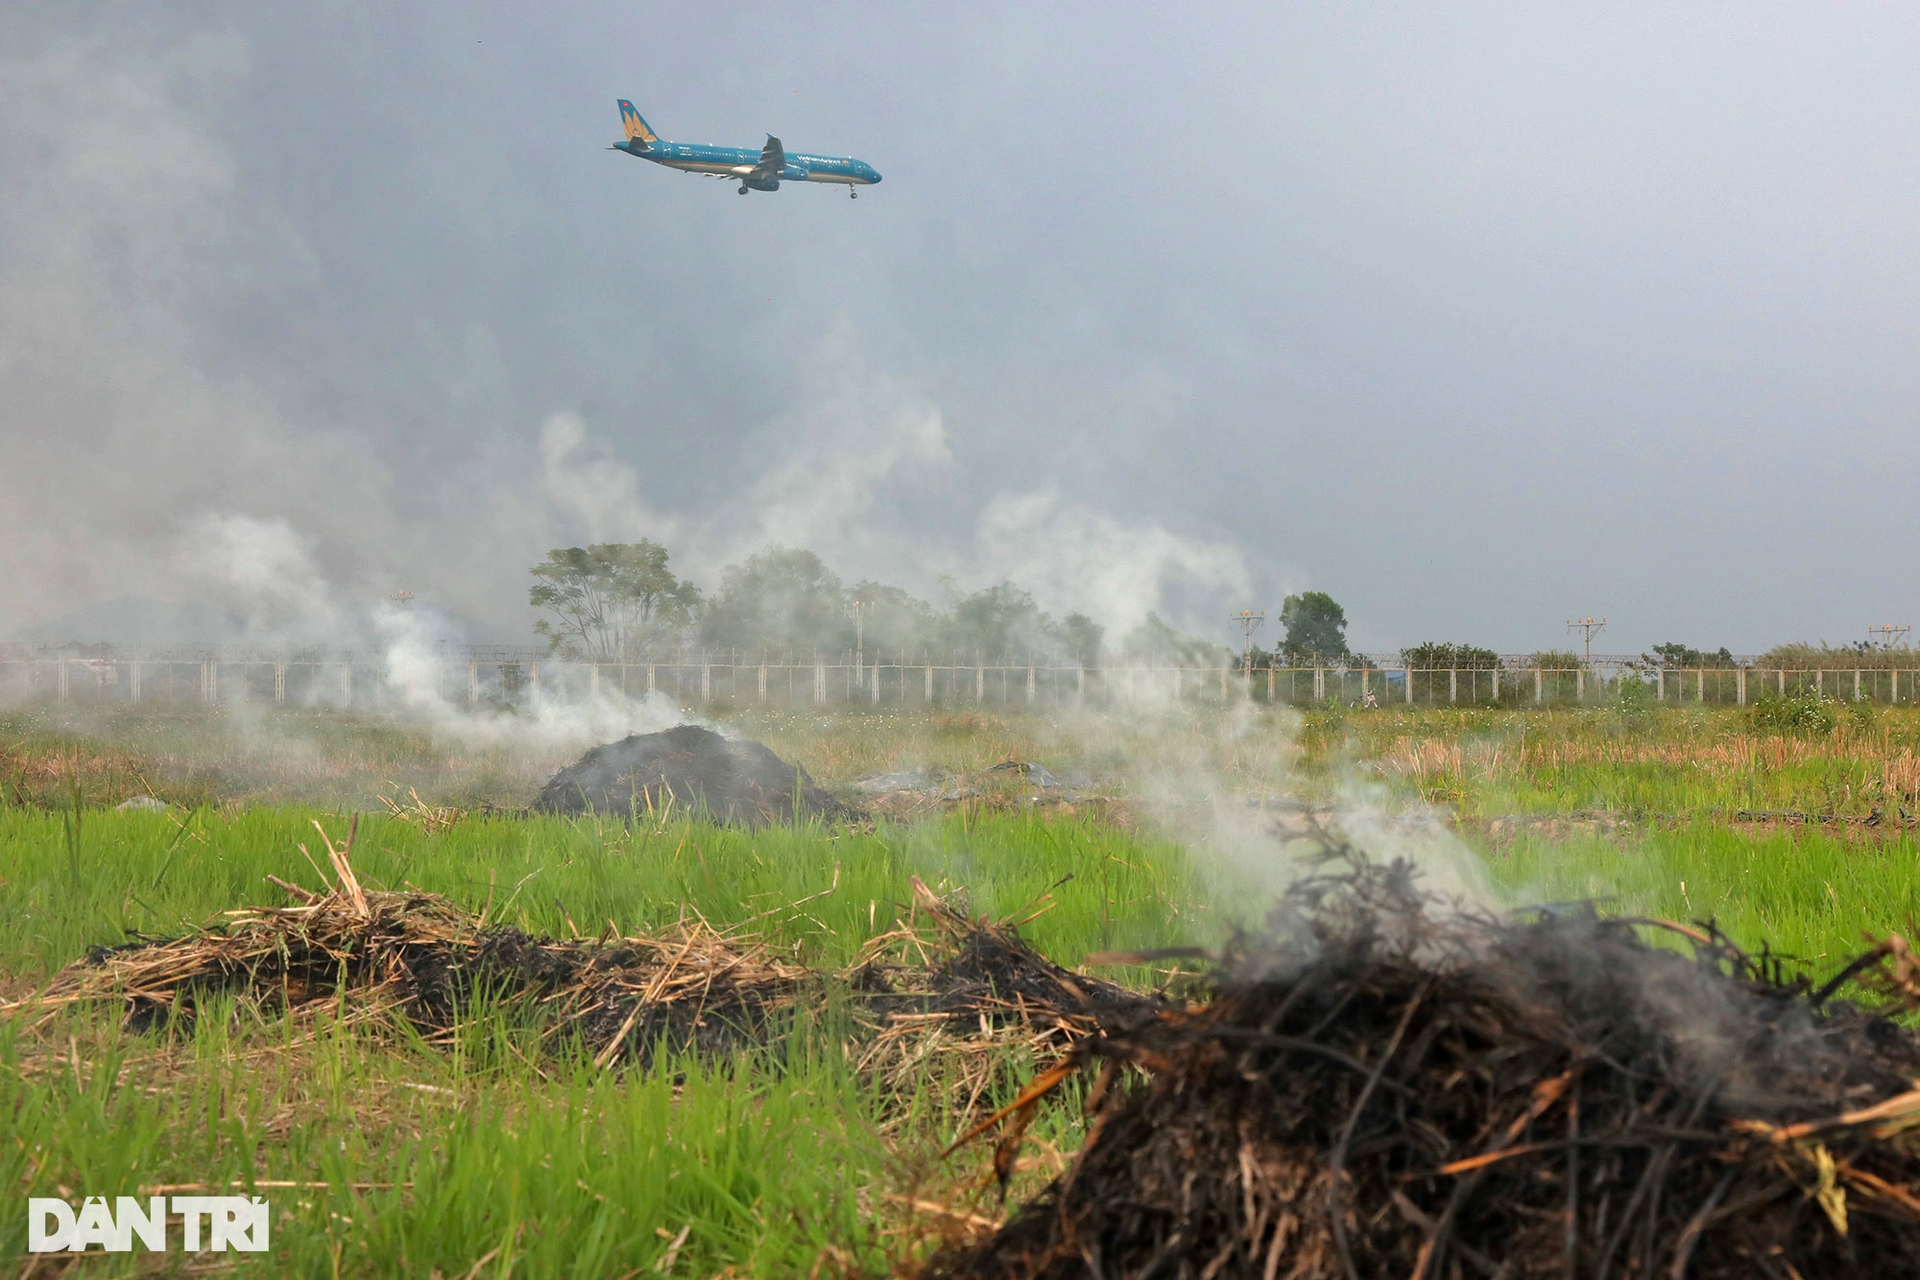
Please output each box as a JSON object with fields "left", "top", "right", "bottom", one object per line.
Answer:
{"left": 370, "top": 596, "right": 691, "bottom": 750}
{"left": 537, "top": 415, "right": 683, "bottom": 547}
{"left": 178, "top": 513, "right": 347, "bottom": 641}
{"left": 1087, "top": 695, "right": 1494, "bottom": 927}
{"left": 534, "top": 401, "right": 1250, "bottom": 641}
{"left": 973, "top": 487, "right": 1252, "bottom": 634}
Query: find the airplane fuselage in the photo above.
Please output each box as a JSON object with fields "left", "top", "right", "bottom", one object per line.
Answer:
{"left": 614, "top": 138, "right": 881, "bottom": 191}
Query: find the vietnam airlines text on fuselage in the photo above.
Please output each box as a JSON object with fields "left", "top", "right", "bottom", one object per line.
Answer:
{"left": 610, "top": 99, "right": 881, "bottom": 197}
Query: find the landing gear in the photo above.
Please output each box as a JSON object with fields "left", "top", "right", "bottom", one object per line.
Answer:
{"left": 849, "top": 186, "right": 858, "bottom": 199}
{"left": 737, "top": 183, "right": 749, "bottom": 195}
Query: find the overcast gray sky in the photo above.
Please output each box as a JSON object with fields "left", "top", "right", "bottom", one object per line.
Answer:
{"left": 5, "top": 2, "right": 1919, "bottom": 654}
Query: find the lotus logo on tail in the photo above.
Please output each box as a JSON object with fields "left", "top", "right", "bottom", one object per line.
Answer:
{"left": 617, "top": 100, "right": 658, "bottom": 146}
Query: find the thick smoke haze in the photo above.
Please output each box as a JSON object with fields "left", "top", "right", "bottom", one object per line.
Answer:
{"left": 6, "top": 4, "right": 1920, "bottom": 652}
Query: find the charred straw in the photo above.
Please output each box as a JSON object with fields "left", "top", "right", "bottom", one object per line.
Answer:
{"left": 926, "top": 848, "right": 1920, "bottom": 1280}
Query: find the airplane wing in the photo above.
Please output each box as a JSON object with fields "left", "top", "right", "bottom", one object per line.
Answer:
{"left": 751, "top": 135, "right": 785, "bottom": 181}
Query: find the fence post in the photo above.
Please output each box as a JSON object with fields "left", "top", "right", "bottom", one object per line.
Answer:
{"left": 815, "top": 660, "right": 827, "bottom": 703}
{"left": 1313, "top": 666, "right": 1325, "bottom": 701}
{"left": 758, "top": 663, "right": 768, "bottom": 701}
{"left": 275, "top": 662, "right": 288, "bottom": 705}
{"left": 701, "top": 662, "right": 712, "bottom": 701}
{"left": 925, "top": 665, "right": 934, "bottom": 702}
{"left": 128, "top": 661, "right": 141, "bottom": 703}
{"left": 1575, "top": 668, "right": 1584, "bottom": 701}
{"left": 1736, "top": 668, "right": 1746, "bottom": 706}
{"left": 1696, "top": 669, "right": 1703, "bottom": 703}
{"left": 1855, "top": 669, "right": 1863, "bottom": 702}
{"left": 58, "top": 660, "right": 70, "bottom": 702}
{"left": 1776, "top": 669, "right": 1784, "bottom": 696}
{"left": 1488, "top": 666, "right": 1497, "bottom": 703}
{"left": 975, "top": 663, "right": 984, "bottom": 702}
{"left": 1534, "top": 668, "right": 1542, "bottom": 704}
{"left": 1895, "top": 669, "right": 1901, "bottom": 704}
{"left": 1449, "top": 669, "right": 1458, "bottom": 704}
{"left": 1654, "top": 668, "right": 1663, "bottom": 701}
{"left": 1028, "top": 665, "right": 1037, "bottom": 704}
{"left": 1077, "top": 665, "right": 1086, "bottom": 706}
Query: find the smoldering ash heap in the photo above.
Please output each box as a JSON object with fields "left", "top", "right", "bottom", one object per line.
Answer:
{"left": 927, "top": 852, "right": 1920, "bottom": 1279}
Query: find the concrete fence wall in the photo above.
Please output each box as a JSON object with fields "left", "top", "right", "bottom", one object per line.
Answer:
{"left": 3, "top": 655, "right": 1916, "bottom": 711}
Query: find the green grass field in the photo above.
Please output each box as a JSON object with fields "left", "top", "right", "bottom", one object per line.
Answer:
{"left": 3, "top": 700, "right": 1915, "bottom": 1274}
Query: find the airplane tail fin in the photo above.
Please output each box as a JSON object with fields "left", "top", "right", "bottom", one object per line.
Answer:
{"left": 617, "top": 100, "right": 659, "bottom": 146}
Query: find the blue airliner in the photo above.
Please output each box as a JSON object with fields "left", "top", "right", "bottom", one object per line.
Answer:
{"left": 609, "top": 100, "right": 882, "bottom": 198}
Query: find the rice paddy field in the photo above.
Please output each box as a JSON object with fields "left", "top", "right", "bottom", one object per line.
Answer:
{"left": 4, "top": 697, "right": 1918, "bottom": 1275}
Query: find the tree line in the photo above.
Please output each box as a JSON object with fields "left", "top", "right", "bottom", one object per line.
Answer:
{"left": 529, "top": 541, "right": 1127, "bottom": 665}
{"left": 531, "top": 543, "right": 1370, "bottom": 667}
{"left": 527, "top": 543, "right": 1906, "bottom": 670}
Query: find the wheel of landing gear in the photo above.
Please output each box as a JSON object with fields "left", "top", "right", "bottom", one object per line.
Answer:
{"left": 737, "top": 185, "right": 748, "bottom": 195}
{"left": 849, "top": 187, "right": 858, "bottom": 199}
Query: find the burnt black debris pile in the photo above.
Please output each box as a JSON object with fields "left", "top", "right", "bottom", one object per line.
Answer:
{"left": 533, "top": 723, "right": 851, "bottom": 825}
{"left": 928, "top": 856, "right": 1920, "bottom": 1279}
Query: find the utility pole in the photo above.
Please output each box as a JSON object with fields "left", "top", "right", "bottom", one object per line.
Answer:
{"left": 1566, "top": 616, "right": 1607, "bottom": 666}
{"left": 1230, "top": 610, "right": 1265, "bottom": 674}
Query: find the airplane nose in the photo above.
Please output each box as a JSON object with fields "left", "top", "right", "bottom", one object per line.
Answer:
{"left": 868, "top": 169, "right": 882, "bottom": 184}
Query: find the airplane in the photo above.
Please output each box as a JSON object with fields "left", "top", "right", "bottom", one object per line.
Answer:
{"left": 609, "top": 99, "right": 882, "bottom": 197}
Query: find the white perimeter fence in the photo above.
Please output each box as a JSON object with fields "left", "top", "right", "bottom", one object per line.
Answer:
{"left": 3, "top": 649, "right": 1917, "bottom": 711}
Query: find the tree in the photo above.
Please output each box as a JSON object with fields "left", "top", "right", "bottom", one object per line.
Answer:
{"left": 847, "top": 581, "right": 938, "bottom": 659}
{"left": 1643, "top": 642, "right": 1736, "bottom": 669}
{"left": 1280, "top": 591, "right": 1351, "bottom": 664}
{"left": 1059, "top": 613, "right": 1104, "bottom": 667}
{"left": 1400, "top": 642, "right": 1499, "bottom": 670}
{"left": 528, "top": 542, "right": 700, "bottom": 660}
{"left": 944, "top": 582, "right": 1052, "bottom": 660}
{"left": 700, "top": 546, "right": 850, "bottom": 655}
{"left": 1119, "top": 612, "right": 1226, "bottom": 665}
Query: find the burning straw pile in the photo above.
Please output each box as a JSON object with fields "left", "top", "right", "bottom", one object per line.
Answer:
{"left": 928, "top": 854, "right": 1920, "bottom": 1279}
